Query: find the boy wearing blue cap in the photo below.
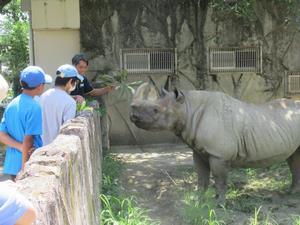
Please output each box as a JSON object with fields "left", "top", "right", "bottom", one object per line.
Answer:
{"left": 0, "top": 66, "right": 52, "bottom": 179}
{"left": 40, "top": 64, "right": 84, "bottom": 145}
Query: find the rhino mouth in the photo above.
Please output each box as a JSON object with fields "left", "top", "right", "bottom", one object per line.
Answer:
{"left": 130, "top": 114, "right": 149, "bottom": 129}
{"left": 130, "top": 114, "right": 140, "bottom": 123}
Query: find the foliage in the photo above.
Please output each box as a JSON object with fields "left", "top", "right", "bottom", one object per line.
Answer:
{"left": 76, "top": 98, "right": 107, "bottom": 117}
{"left": 76, "top": 100, "right": 93, "bottom": 112}
{"left": 100, "top": 194, "right": 160, "bottom": 225}
{"left": 97, "top": 70, "right": 143, "bottom": 101}
{"left": 247, "top": 206, "right": 279, "bottom": 225}
{"left": 211, "top": 0, "right": 256, "bottom": 21}
{"left": 210, "top": 0, "right": 300, "bottom": 24}
{"left": 1, "top": 86, "right": 13, "bottom": 104}
{"left": 179, "top": 189, "right": 225, "bottom": 225}
{"left": 291, "top": 215, "right": 300, "bottom": 225}
{"left": 101, "top": 154, "right": 159, "bottom": 225}
{"left": 102, "top": 154, "right": 123, "bottom": 196}
{"left": 0, "top": 0, "right": 29, "bottom": 96}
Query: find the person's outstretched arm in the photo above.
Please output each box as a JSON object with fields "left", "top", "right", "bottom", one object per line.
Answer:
{"left": 87, "top": 86, "right": 114, "bottom": 97}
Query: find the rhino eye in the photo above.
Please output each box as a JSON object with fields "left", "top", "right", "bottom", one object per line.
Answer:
{"left": 153, "top": 108, "right": 159, "bottom": 114}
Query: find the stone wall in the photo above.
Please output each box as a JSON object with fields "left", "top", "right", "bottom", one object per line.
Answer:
{"left": 79, "top": 0, "right": 300, "bottom": 145}
{"left": 12, "top": 110, "right": 102, "bottom": 225}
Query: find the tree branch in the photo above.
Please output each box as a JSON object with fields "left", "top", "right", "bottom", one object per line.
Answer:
{"left": 0, "top": 0, "right": 11, "bottom": 11}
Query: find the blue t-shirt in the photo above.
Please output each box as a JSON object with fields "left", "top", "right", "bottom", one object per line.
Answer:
{"left": 0, "top": 183, "right": 31, "bottom": 225}
{"left": 0, "top": 93, "right": 43, "bottom": 175}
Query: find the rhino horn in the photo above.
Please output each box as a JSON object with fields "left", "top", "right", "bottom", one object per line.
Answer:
{"left": 164, "top": 75, "right": 171, "bottom": 91}
{"left": 148, "top": 76, "right": 162, "bottom": 97}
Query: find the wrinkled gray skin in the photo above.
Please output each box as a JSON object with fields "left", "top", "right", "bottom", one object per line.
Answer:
{"left": 130, "top": 82, "right": 300, "bottom": 203}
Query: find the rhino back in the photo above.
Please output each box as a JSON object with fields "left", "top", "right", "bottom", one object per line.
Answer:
{"left": 179, "top": 91, "right": 300, "bottom": 167}
{"left": 234, "top": 98, "right": 300, "bottom": 166}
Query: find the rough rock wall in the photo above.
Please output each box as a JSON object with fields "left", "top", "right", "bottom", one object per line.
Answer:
{"left": 13, "top": 111, "right": 102, "bottom": 225}
{"left": 79, "top": 0, "right": 300, "bottom": 144}
{"left": 205, "top": 1, "right": 300, "bottom": 102}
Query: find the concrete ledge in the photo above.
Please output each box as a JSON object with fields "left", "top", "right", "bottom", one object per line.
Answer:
{"left": 12, "top": 110, "right": 102, "bottom": 225}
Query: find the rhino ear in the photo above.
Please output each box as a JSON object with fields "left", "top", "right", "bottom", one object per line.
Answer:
{"left": 174, "top": 88, "right": 184, "bottom": 103}
{"left": 160, "top": 86, "right": 168, "bottom": 97}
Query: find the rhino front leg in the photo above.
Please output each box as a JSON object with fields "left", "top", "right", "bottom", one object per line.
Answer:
{"left": 193, "top": 150, "right": 210, "bottom": 191}
{"left": 287, "top": 148, "right": 300, "bottom": 193}
{"left": 209, "top": 156, "right": 229, "bottom": 204}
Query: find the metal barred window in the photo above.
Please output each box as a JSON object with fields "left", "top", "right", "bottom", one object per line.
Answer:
{"left": 120, "top": 48, "right": 177, "bottom": 74}
{"left": 285, "top": 71, "right": 300, "bottom": 95}
{"left": 208, "top": 46, "right": 262, "bottom": 73}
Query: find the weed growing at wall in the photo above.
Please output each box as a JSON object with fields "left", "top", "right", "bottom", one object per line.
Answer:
{"left": 76, "top": 99, "right": 107, "bottom": 117}
{"left": 101, "top": 154, "right": 160, "bottom": 225}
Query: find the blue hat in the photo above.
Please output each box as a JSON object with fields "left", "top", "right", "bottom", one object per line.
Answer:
{"left": 56, "top": 64, "right": 84, "bottom": 82}
{"left": 20, "top": 66, "right": 53, "bottom": 88}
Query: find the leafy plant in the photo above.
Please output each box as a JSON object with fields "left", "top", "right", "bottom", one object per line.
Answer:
{"left": 100, "top": 194, "right": 160, "bottom": 225}
{"left": 247, "top": 206, "right": 278, "bottom": 225}
{"left": 76, "top": 100, "right": 93, "bottom": 112}
{"left": 291, "top": 215, "right": 300, "bottom": 225}
{"left": 97, "top": 70, "right": 143, "bottom": 100}
{"left": 76, "top": 99, "right": 108, "bottom": 117}
{"left": 101, "top": 154, "right": 159, "bottom": 225}
{"left": 102, "top": 154, "right": 123, "bottom": 196}
{"left": 180, "top": 189, "right": 225, "bottom": 225}
{"left": 210, "top": 0, "right": 256, "bottom": 21}
{"left": 210, "top": 0, "right": 300, "bottom": 25}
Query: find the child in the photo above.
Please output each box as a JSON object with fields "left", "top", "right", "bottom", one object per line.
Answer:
{"left": 0, "top": 66, "right": 52, "bottom": 179}
{"left": 0, "top": 181, "right": 36, "bottom": 225}
{"left": 71, "top": 53, "right": 113, "bottom": 102}
{"left": 40, "top": 64, "right": 83, "bottom": 145}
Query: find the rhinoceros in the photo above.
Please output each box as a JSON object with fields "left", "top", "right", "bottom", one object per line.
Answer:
{"left": 130, "top": 78, "right": 300, "bottom": 202}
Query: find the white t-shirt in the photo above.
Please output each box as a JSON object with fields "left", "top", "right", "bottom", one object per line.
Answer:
{"left": 40, "top": 88, "right": 76, "bottom": 145}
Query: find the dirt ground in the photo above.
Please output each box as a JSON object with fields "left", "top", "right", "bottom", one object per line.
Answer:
{"left": 111, "top": 144, "right": 300, "bottom": 225}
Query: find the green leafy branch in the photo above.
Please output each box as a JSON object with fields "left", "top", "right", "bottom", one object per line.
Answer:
{"left": 76, "top": 100, "right": 93, "bottom": 112}
{"left": 97, "top": 70, "right": 143, "bottom": 101}
{"left": 76, "top": 99, "right": 107, "bottom": 117}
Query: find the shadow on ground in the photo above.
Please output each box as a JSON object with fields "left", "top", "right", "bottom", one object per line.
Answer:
{"left": 111, "top": 144, "right": 300, "bottom": 225}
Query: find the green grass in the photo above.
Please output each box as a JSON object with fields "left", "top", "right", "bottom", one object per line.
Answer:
{"left": 101, "top": 154, "right": 159, "bottom": 225}
{"left": 102, "top": 154, "right": 123, "bottom": 196}
{"left": 291, "top": 215, "right": 300, "bottom": 225}
{"left": 100, "top": 195, "right": 159, "bottom": 225}
{"left": 178, "top": 189, "right": 226, "bottom": 225}
{"left": 174, "top": 163, "right": 300, "bottom": 224}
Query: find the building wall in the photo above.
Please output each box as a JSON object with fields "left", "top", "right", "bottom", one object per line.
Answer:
{"left": 29, "top": 0, "right": 80, "bottom": 76}
{"left": 33, "top": 29, "right": 80, "bottom": 75}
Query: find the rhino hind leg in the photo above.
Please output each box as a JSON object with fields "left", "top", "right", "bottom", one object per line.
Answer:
{"left": 209, "top": 156, "right": 229, "bottom": 204}
{"left": 193, "top": 150, "right": 210, "bottom": 191}
{"left": 287, "top": 148, "right": 300, "bottom": 193}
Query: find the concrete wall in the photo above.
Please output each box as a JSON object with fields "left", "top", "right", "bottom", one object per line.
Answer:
{"left": 11, "top": 110, "right": 102, "bottom": 225}
{"left": 33, "top": 29, "right": 80, "bottom": 76}
{"left": 29, "top": 0, "right": 80, "bottom": 77}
